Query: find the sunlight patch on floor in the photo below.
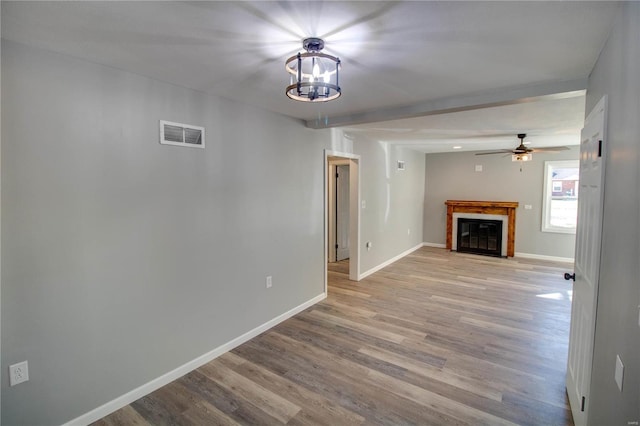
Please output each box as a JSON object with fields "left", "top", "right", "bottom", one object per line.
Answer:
{"left": 536, "top": 290, "right": 573, "bottom": 301}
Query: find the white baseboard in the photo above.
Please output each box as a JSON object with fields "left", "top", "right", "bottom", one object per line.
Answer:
{"left": 514, "top": 252, "right": 574, "bottom": 263}
{"left": 420, "top": 245, "right": 572, "bottom": 263}
{"left": 423, "top": 242, "right": 446, "bottom": 248}
{"left": 359, "top": 243, "right": 424, "bottom": 280}
{"left": 63, "top": 292, "right": 327, "bottom": 426}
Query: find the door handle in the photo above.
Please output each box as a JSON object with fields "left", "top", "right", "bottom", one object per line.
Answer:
{"left": 564, "top": 272, "right": 575, "bottom": 281}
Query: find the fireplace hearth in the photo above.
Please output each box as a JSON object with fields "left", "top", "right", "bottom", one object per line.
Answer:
{"left": 457, "top": 218, "right": 503, "bottom": 257}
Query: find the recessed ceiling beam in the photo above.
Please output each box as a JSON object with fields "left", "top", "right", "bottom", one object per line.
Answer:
{"left": 305, "top": 78, "right": 587, "bottom": 129}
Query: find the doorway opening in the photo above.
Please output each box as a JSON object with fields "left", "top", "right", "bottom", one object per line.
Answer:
{"left": 325, "top": 150, "right": 361, "bottom": 291}
{"left": 329, "top": 162, "right": 350, "bottom": 263}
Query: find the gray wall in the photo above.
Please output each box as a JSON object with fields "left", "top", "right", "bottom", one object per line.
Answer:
{"left": 0, "top": 41, "right": 430, "bottom": 425}
{"left": 351, "top": 135, "right": 426, "bottom": 274}
{"left": 584, "top": 3, "right": 640, "bottom": 424}
{"left": 423, "top": 147, "right": 579, "bottom": 259}
{"left": 1, "top": 41, "right": 331, "bottom": 425}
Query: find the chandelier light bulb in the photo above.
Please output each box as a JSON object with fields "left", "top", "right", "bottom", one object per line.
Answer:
{"left": 312, "top": 63, "right": 320, "bottom": 78}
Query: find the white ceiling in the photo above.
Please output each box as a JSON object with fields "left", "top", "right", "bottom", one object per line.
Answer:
{"left": 344, "top": 94, "right": 587, "bottom": 153}
{"left": 1, "top": 1, "right": 619, "bottom": 152}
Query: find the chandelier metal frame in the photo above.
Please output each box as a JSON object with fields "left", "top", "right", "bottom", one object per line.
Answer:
{"left": 285, "top": 37, "right": 341, "bottom": 102}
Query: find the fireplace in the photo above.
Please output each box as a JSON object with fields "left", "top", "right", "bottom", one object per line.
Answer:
{"left": 445, "top": 200, "right": 519, "bottom": 257}
{"left": 457, "top": 218, "right": 503, "bottom": 257}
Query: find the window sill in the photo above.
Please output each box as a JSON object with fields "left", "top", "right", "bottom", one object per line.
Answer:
{"left": 542, "top": 227, "right": 576, "bottom": 235}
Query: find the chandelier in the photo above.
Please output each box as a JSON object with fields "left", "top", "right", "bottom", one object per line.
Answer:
{"left": 285, "top": 38, "right": 341, "bottom": 102}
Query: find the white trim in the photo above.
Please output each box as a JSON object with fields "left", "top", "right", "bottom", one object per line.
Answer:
{"left": 541, "top": 159, "right": 579, "bottom": 234}
{"left": 423, "top": 242, "right": 446, "bottom": 248}
{"left": 359, "top": 243, "right": 424, "bottom": 280}
{"left": 350, "top": 158, "right": 361, "bottom": 280}
{"left": 424, "top": 244, "right": 573, "bottom": 262}
{"left": 62, "top": 293, "right": 326, "bottom": 426}
{"left": 325, "top": 150, "right": 361, "bottom": 284}
{"left": 514, "top": 252, "right": 574, "bottom": 263}
{"left": 327, "top": 162, "right": 337, "bottom": 264}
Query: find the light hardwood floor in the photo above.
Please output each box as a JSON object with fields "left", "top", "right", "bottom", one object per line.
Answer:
{"left": 95, "top": 247, "right": 574, "bottom": 425}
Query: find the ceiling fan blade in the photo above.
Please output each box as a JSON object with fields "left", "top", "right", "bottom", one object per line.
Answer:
{"left": 475, "top": 150, "right": 513, "bottom": 156}
{"left": 530, "top": 146, "right": 570, "bottom": 152}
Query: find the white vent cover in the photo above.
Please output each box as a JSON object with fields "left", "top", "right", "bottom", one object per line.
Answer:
{"left": 160, "top": 120, "right": 205, "bottom": 148}
{"left": 397, "top": 160, "right": 406, "bottom": 171}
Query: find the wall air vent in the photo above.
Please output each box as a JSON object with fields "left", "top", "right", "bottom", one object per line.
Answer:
{"left": 397, "top": 160, "right": 406, "bottom": 171}
{"left": 160, "top": 120, "right": 205, "bottom": 148}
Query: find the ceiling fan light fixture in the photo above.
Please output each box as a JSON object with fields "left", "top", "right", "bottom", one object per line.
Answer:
{"left": 285, "top": 37, "right": 341, "bottom": 102}
{"left": 512, "top": 153, "right": 533, "bottom": 162}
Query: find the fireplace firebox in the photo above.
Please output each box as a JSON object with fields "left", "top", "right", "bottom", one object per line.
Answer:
{"left": 456, "top": 218, "right": 503, "bottom": 257}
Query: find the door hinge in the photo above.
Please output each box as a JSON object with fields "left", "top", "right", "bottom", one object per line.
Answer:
{"left": 598, "top": 140, "right": 602, "bottom": 157}
{"left": 581, "top": 396, "right": 586, "bottom": 412}
{"left": 336, "top": 172, "right": 339, "bottom": 178}
{"left": 335, "top": 244, "right": 339, "bottom": 249}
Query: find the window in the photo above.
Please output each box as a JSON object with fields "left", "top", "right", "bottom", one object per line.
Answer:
{"left": 542, "top": 160, "right": 579, "bottom": 233}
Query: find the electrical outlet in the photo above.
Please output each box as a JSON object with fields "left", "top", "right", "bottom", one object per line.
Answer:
{"left": 524, "top": 204, "right": 533, "bottom": 210}
{"left": 407, "top": 228, "right": 411, "bottom": 235}
{"left": 266, "top": 276, "right": 272, "bottom": 289}
{"left": 361, "top": 200, "right": 366, "bottom": 209}
{"left": 475, "top": 165, "right": 483, "bottom": 172}
{"left": 9, "top": 361, "right": 29, "bottom": 386}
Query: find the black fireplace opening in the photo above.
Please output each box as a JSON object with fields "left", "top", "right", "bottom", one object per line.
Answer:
{"left": 457, "top": 218, "right": 503, "bottom": 257}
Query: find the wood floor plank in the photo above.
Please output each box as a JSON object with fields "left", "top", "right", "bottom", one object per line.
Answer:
{"left": 94, "top": 247, "right": 573, "bottom": 426}
{"left": 430, "top": 294, "right": 535, "bottom": 321}
{"left": 358, "top": 345, "right": 504, "bottom": 402}
{"left": 198, "top": 361, "right": 302, "bottom": 423}
{"left": 180, "top": 400, "right": 242, "bottom": 426}
{"left": 177, "top": 371, "right": 284, "bottom": 425}
{"left": 364, "top": 368, "right": 517, "bottom": 426}
{"left": 306, "top": 309, "right": 408, "bottom": 343}
{"left": 230, "top": 357, "right": 366, "bottom": 425}
{"left": 93, "top": 405, "right": 151, "bottom": 426}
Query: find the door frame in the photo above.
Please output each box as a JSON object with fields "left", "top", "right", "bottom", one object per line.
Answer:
{"left": 325, "top": 150, "right": 361, "bottom": 290}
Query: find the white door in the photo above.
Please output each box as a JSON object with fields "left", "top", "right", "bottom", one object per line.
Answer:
{"left": 336, "top": 165, "right": 350, "bottom": 261}
{"left": 566, "top": 96, "right": 607, "bottom": 426}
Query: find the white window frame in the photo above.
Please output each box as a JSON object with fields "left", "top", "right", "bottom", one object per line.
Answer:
{"left": 542, "top": 160, "right": 579, "bottom": 234}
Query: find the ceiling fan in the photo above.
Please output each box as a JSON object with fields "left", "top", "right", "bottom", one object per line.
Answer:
{"left": 475, "top": 133, "right": 569, "bottom": 157}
